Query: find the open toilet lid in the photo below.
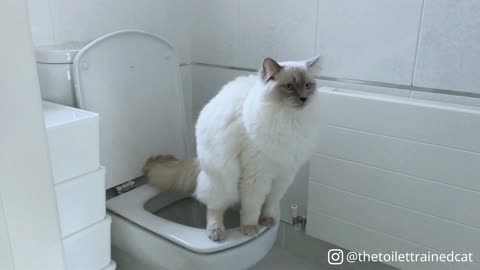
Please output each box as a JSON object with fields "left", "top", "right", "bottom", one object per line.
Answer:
{"left": 73, "top": 30, "right": 189, "bottom": 189}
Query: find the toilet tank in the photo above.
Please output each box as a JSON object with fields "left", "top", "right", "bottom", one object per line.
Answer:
{"left": 35, "top": 43, "right": 86, "bottom": 107}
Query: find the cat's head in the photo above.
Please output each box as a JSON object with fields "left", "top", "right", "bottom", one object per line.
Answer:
{"left": 260, "top": 56, "right": 320, "bottom": 109}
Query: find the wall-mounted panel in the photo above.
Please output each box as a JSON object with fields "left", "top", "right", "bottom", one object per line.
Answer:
{"left": 307, "top": 88, "right": 480, "bottom": 269}
{"left": 310, "top": 154, "right": 480, "bottom": 229}
{"left": 309, "top": 183, "right": 480, "bottom": 262}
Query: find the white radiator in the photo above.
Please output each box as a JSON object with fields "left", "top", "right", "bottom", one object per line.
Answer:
{"left": 307, "top": 87, "right": 480, "bottom": 270}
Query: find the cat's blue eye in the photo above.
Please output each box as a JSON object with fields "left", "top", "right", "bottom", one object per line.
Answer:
{"left": 286, "top": 83, "right": 294, "bottom": 90}
{"left": 305, "top": 82, "right": 312, "bottom": 89}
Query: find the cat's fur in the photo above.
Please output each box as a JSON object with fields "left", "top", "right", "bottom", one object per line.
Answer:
{"left": 144, "top": 57, "right": 321, "bottom": 241}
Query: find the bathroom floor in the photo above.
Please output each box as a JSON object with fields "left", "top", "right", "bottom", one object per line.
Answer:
{"left": 252, "top": 245, "right": 397, "bottom": 270}
{"left": 252, "top": 246, "right": 319, "bottom": 270}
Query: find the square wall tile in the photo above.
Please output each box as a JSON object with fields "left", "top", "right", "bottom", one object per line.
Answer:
{"left": 192, "top": 0, "right": 239, "bottom": 66}
{"left": 50, "top": 0, "right": 134, "bottom": 43}
{"left": 192, "top": 0, "right": 318, "bottom": 69}
{"left": 413, "top": 0, "right": 480, "bottom": 93}
{"left": 316, "top": 0, "right": 423, "bottom": 84}
{"left": 27, "top": 0, "right": 55, "bottom": 45}
{"left": 180, "top": 65, "right": 195, "bottom": 158}
{"left": 130, "top": 0, "right": 192, "bottom": 63}
{"left": 236, "top": 0, "right": 318, "bottom": 68}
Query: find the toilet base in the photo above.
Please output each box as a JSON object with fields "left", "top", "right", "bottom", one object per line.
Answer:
{"left": 109, "top": 211, "right": 278, "bottom": 270}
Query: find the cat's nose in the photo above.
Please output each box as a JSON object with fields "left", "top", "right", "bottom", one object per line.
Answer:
{"left": 299, "top": 97, "right": 308, "bottom": 103}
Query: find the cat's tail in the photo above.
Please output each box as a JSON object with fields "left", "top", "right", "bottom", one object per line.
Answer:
{"left": 143, "top": 155, "right": 200, "bottom": 194}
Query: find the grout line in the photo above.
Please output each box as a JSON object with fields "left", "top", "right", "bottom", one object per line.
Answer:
{"left": 313, "top": 0, "right": 320, "bottom": 57}
{"left": 411, "top": 0, "right": 427, "bottom": 88}
{"left": 182, "top": 62, "right": 480, "bottom": 99}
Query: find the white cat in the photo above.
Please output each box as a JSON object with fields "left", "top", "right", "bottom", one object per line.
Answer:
{"left": 144, "top": 57, "right": 321, "bottom": 241}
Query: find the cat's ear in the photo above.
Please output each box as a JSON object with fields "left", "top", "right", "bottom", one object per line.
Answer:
{"left": 305, "top": 55, "right": 321, "bottom": 69}
{"left": 262, "top": 58, "right": 282, "bottom": 81}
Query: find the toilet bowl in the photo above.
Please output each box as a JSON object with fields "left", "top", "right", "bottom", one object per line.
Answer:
{"left": 35, "top": 30, "right": 278, "bottom": 270}
{"left": 107, "top": 184, "right": 278, "bottom": 270}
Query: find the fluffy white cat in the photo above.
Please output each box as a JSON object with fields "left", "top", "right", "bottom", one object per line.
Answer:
{"left": 144, "top": 57, "right": 321, "bottom": 241}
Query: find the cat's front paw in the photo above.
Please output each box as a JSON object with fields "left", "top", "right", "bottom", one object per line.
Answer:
{"left": 240, "top": 224, "right": 259, "bottom": 236}
{"left": 259, "top": 216, "right": 276, "bottom": 227}
{"left": 207, "top": 225, "right": 226, "bottom": 241}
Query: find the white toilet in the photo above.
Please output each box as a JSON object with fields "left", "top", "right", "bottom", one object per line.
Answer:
{"left": 35, "top": 30, "right": 278, "bottom": 270}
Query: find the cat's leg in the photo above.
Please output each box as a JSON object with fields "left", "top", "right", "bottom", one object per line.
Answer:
{"left": 206, "top": 207, "right": 226, "bottom": 241}
{"left": 239, "top": 175, "right": 272, "bottom": 236}
{"left": 260, "top": 173, "right": 295, "bottom": 227}
{"left": 195, "top": 169, "right": 239, "bottom": 241}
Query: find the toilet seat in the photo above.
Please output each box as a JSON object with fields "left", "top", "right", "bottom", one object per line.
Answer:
{"left": 106, "top": 184, "right": 268, "bottom": 253}
{"left": 73, "top": 30, "right": 189, "bottom": 190}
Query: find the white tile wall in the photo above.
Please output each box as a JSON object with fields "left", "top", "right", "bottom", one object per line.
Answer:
{"left": 192, "top": 0, "right": 317, "bottom": 69}
{"left": 26, "top": 0, "right": 55, "bottom": 45}
{"left": 129, "top": 0, "right": 193, "bottom": 63}
{"left": 27, "top": 0, "right": 192, "bottom": 62}
{"left": 316, "top": 0, "right": 423, "bottom": 84}
{"left": 236, "top": 0, "right": 317, "bottom": 68}
{"left": 191, "top": 0, "right": 238, "bottom": 66}
{"left": 414, "top": 0, "right": 480, "bottom": 93}
{"left": 49, "top": 0, "right": 133, "bottom": 43}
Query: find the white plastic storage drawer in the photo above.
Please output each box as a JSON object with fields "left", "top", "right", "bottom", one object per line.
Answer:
{"left": 64, "top": 216, "right": 111, "bottom": 270}
{"left": 43, "top": 101, "right": 99, "bottom": 183}
{"left": 55, "top": 167, "right": 106, "bottom": 237}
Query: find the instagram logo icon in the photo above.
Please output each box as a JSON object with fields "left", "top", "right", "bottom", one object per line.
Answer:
{"left": 328, "top": 249, "right": 344, "bottom": 265}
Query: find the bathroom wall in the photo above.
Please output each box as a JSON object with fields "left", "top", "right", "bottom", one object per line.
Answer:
{"left": 1, "top": 0, "right": 65, "bottom": 268}
{"left": 26, "top": 0, "right": 480, "bottom": 222}
{"left": 188, "top": 0, "right": 480, "bottom": 221}
{"left": 27, "top": 0, "right": 192, "bottom": 62}
{"left": 190, "top": 0, "right": 480, "bottom": 100}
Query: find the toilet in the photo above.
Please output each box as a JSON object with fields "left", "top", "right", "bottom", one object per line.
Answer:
{"left": 35, "top": 30, "right": 278, "bottom": 270}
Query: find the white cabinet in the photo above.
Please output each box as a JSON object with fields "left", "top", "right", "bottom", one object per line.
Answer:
{"left": 43, "top": 101, "right": 115, "bottom": 270}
